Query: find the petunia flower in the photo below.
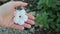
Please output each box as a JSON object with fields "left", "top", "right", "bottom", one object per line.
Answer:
{"left": 14, "top": 9, "right": 28, "bottom": 25}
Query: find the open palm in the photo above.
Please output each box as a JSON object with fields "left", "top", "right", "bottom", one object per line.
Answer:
{"left": 0, "top": 1, "right": 35, "bottom": 30}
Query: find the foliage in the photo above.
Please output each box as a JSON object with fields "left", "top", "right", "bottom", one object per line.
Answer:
{"left": 35, "top": 0, "right": 60, "bottom": 32}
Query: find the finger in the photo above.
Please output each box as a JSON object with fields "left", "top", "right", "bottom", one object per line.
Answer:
{"left": 26, "top": 14, "right": 35, "bottom": 20}
{"left": 23, "top": 23, "right": 31, "bottom": 28}
{"left": 11, "top": 24, "right": 24, "bottom": 30}
{"left": 9, "top": 1, "right": 27, "bottom": 8}
{"left": 26, "top": 19, "right": 35, "bottom": 25}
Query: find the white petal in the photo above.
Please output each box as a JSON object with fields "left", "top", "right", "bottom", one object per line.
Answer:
{"left": 14, "top": 9, "right": 27, "bottom": 25}
{"left": 18, "top": 20, "right": 25, "bottom": 25}
{"left": 14, "top": 10, "right": 26, "bottom": 17}
{"left": 22, "top": 15, "right": 28, "bottom": 21}
{"left": 20, "top": 9, "right": 26, "bottom": 14}
{"left": 25, "top": 15, "right": 28, "bottom": 21}
{"left": 14, "top": 17, "right": 19, "bottom": 24}
{"left": 14, "top": 10, "right": 20, "bottom": 16}
{"left": 14, "top": 17, "right": 25, "bottom": 25}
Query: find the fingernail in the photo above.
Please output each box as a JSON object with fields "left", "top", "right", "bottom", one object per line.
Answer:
{"left": 32, "top": 21, "right": 35, "bottom": 25}
{"left": 21, "top": 27, "right": 24, "bottom": 30}
{"left": 28, "top": 25, "right": 31, "bottom": 28}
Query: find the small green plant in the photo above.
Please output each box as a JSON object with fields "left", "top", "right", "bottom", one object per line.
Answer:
{"left": 35, "top": 0, "right": 60, "bottom": 32}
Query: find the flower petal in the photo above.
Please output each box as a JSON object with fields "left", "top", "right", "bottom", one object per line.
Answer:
{"left": 18, "top": 20, "right": 25, "bottom": 25}
{"left": 22, "top": 15, "right": 28, "bottom": 21}
{"left": 14, "top": 17, "right": 19, "bottom": 24}
{"left": 14, "top": 17, "right": 25, "bottom": 25}
{"left": 20, "top": 9, "right": 26, "bottom": 14}
{"left": 14, "top": 9, "right": 28, "bottom": 25}
{"left": 14, "top": 10, "right": 20, "bottom": 16}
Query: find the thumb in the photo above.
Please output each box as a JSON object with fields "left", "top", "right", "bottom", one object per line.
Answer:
{"left": 9, "top": 1, "right": 28, "bottom": 8}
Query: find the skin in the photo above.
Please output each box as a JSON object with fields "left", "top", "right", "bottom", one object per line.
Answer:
{"left": 0, "top": 1, "right": 35, "bottom": 30}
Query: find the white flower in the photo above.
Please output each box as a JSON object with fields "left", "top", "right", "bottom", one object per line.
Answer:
{"left": 14, "top": 9, "right": 28, "bottom": 25}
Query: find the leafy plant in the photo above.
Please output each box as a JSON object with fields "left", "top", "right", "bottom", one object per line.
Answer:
{"left": 35, "top": 0, "right": 60, "bottom": 32}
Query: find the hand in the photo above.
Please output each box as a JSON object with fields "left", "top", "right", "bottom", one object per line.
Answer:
{"left": 0, "top": 1, "right": 35, "bottom": 30}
